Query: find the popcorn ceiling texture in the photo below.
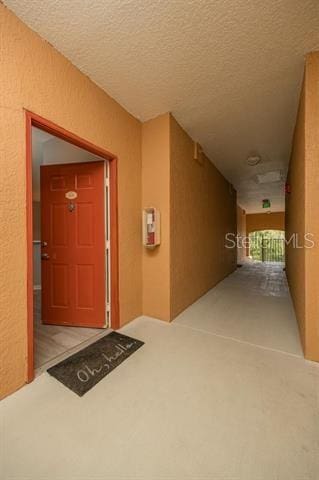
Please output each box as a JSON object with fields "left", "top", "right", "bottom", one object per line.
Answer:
{"left": 4, "top": 0, "right": 319, "bottom": 212}
{"left": 0, "top": 5, "right": 142, "bottom": 398}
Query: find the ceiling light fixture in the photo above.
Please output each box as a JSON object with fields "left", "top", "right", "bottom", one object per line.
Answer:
{"left": 256, "top": 170, "right": 282, "bottom": 184}
{"left": 247, "top": 155, "right": 261, "bottom": 166}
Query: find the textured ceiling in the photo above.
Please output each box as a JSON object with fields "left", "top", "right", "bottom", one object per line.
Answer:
{"left": 5, "top": 0, "right": 319, "bottom": 212}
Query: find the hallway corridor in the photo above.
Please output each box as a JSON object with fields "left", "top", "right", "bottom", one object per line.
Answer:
{"left": 175, "top": 261, "right": 303, "bottom": 357}
{"left": 1, "top": 263, "right": 318, "bottom": 480}
{"left": 2, "top": 4, "right": 319, "bottom": 478}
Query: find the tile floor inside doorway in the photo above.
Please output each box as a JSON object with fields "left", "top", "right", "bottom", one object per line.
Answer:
{"left": 34, "top": 290, "right": 108, "bottom": 372}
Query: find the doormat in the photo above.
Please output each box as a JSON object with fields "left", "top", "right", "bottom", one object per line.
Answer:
{"left": 47, "top": 332, "right": 144, "bottom": 396}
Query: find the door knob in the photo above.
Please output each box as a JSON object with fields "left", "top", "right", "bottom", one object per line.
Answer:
{"left": 41, "top": 253, "right": 50, "bottom": 260}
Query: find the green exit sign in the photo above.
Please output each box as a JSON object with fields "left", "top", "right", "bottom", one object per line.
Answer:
{"left": 262, "top": 199, "right": 271, "bottom": 208}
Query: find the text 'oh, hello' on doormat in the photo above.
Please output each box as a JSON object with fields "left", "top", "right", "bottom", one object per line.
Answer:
{"left": 47, "top": 331, "right": 144, "bottom": 396}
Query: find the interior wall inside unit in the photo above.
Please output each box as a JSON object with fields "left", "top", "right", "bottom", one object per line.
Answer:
{"left": 32, "top": 127, "right": 101, "bottom": 200}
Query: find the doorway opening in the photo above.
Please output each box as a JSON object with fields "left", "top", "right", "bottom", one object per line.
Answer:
{"left": 249, "top": 230, "right": 285, "bottom": 263}
{"left": 26, "top": 112, "right": 119, "bottom": 381}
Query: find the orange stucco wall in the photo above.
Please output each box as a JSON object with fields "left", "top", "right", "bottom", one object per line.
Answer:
{"left": 0, "top": 7, "right": 238, "bottom": 397}
{"left": 141, "top": 114, "right": 237, "bottom": 321}
{"left": 0, "top": 5, "right": 253, "bottom": 398}
{"left": 170, "top": 115, "right": 237, "bottom": 318}
{"left": 246, "top": 212, "right": 285, "bottom": 236}
{"left": 0, "top": 5, "right": 142, "bottom": 398}
{"left": 286, "top": 80, "right": 306, "bottom": 352}
{"left": 286, "top": 52, "right": 319, "bottom": 361}
{"left": 142, "top": 114, "right": 171, "bottom": 321}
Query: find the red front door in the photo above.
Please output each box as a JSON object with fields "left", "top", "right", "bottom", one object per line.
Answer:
{"left": 40, "top": 161, "right": 106, "bottom": 327}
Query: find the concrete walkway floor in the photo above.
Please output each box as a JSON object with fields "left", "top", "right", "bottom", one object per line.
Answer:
{"left": 1, "top": 262, "right": 319, "bottom": 479}
{"left": 174, "top": 261, "right": 303, "bottom": 357}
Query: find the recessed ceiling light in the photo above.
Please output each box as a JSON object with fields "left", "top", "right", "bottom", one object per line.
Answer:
{"left": 256, "top": 170, "right": 281, "bottom": 184}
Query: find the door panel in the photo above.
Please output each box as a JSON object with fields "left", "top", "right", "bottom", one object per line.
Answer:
{"left": 41, "top": 161, "right": 106, "bottom": 327}
{"left": 76, "top": 202, "right": 94, "bottom": 245}
{"left": 51, "top": 264, "right": 69, "bottom": 307}
{"left": 51, "top": 203, "right": 68, "bottom": 246}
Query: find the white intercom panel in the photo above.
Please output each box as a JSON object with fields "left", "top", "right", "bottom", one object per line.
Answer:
{"left": 142, "top": 208, "right": 160, "bottom": 248}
